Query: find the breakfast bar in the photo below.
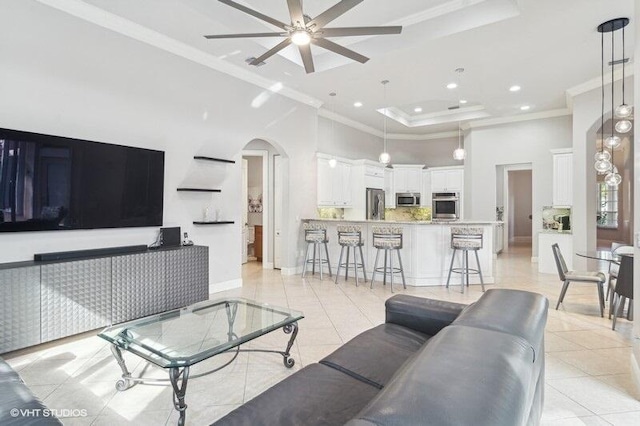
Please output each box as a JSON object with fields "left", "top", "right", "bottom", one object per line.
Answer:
{"left": 304, "top": 219, "right": 500, "bottom": 286}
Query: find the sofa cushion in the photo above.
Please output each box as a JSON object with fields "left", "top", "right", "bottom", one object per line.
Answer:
{"left": 320, "top": 323, "right": 430, "bottom": 388}
{"left": 385, "top": 295, "right": 467, "bottom": 336}
{"left": 452, "top": 288, "right": 548, "bottom": 359}
{"left": 346, "top": 325, "right": 535, "bottom": 426}
{"left": 0, "top": 359, "right": 62, "bottom": 425}
{"left": 212, "top": 363, "right": 379, "bottom": 426}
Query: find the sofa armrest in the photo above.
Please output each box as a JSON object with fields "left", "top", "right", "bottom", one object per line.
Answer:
{"left": 385, "top": 295, "right": 467, "bottom": 336}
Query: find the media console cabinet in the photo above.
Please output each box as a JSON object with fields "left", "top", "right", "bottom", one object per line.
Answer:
{"left": 0, "top": 245, "right": 209, "bottom": 354}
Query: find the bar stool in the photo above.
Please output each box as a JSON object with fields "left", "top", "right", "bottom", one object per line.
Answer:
{"left": 446, "top": 227, "right": 485, "bottom": 293}
{"left": 335, "top": 225, "right": 367, "bottom": 286}
{"left": 302, "top": 223, "right": 332, "bottom": 280}
{"left": 371, "top": 226, "right": 406, "bottom": 292}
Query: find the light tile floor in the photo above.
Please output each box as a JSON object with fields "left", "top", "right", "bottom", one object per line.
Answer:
{"left": 4, "top": 244, "right": 639, "bottom": 425}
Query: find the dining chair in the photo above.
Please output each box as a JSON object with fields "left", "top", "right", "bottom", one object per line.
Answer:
{"left": 606, "top": 243, "right": 633, "bottom": 311}
{"left": 611, "top": 254, "right": 634, "bottom": 330}
{"left": 552, "top": 244, "right": 606, "bottom": 317}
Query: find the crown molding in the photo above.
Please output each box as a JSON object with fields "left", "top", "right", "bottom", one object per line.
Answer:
{"left": 566, "top": 65, "right": 634, "bottom": 100}
{"left": 318, "top": 109, "right": 383, "bottom": 137}
{"left": 467, "top": 108, "right": 572, "bottom": 129}
{"left": 36, "top": 0, "right": 323, "bottom": 109}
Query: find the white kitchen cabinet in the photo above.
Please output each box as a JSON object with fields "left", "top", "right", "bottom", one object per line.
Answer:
{"left": 385, "top": 168, "right": 395, "bottom": 208}
{"left": 421, "top": 170, "right": 432, "bottom": 207}
{"left": 317, "top": 158, "right": 352, "bottom": 207}
{"left": 430, "top": 168, "right": 464, "bottom": 192}
{"left": 393, "top": 165, "right": 424, "bottom": 194}
{"left": 552, "top": 149, "right": 573, "bottom": 206}
{"left": 538, "top": 232, "right": 572, "bottom": 274}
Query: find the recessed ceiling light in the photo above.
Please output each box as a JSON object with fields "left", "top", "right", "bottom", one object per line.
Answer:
{"left": 414, "top": 107, "right": 423, "bottom": 113}
{"left": 447, "top": 83, "right": 458, "bottom": 89}
{"left": 459, "top": 99, "right": 468, "bottom": 104}
{"left": 510, "top": 85, "right": 521, "bottom": 92}
{"left": 353, "top": 101, "right": 363, "bottom": 108}
{"left": 520, "top": 105, "right": 531, "bottom": 111}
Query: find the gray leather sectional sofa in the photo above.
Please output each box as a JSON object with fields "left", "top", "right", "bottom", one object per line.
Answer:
{"left": 214, "top": 288, "right": 548, "bottom": 426}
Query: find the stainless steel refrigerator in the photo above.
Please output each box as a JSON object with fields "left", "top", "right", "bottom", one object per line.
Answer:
{"left": 366, "top": 188, "right": 385, "bottom": 221}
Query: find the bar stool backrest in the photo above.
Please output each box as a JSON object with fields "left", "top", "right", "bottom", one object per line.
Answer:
{"left": 450, "top": 227, "right": 484, "bottom": 250}
{"left": 337, "top": 225, "right": 363, "bottom": 245}
{"left": 372, "top": 226, "right": 403, "bottom": 249}
{"left": 303, "top": 222, "right": 327, "bottom": 242}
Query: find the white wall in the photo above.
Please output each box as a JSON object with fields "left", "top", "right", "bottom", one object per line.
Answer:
{"left": 245, "top": 156, "right": 263, "bottom": 227}
{"left": 465, "top": 116, "right": 572, "bottom": 256}
{"left": 0, "top": 2, "right": 319, "bottom": 289}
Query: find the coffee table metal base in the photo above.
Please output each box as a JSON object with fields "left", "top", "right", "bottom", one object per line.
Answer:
{"left": 107, "top": 321, "right": 299, "bottom": 426}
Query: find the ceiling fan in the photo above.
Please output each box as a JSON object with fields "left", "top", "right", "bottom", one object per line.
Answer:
{"left": 204, "top": 0, "right": 402, "bottom": 73}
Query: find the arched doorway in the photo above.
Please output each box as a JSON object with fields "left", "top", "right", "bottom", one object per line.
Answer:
{"left": 239, "top": 138, "right": 289, "bottom": 270}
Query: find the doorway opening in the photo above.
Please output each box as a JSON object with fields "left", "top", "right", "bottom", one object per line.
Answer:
{"left": 240, "top": 139, "right": 286, "bottom": 271}
{"left": 501, "top": 164, "right": 533, "bottom": 252}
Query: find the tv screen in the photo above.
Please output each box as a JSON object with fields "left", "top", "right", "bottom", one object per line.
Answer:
{"left": 0, "top": 128, "right": 164, "bottom": 232}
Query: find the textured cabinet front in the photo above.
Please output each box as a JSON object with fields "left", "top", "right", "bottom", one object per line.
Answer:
{"left": 41, "top": 259, "right": 111, "bottom": 342}
{"left": 165, "top": 246, "right": 209, "bottom": 311}
{"left": 0, "top": 267, "right": 41, "bottom": 353}
{"left": 112, "top": 252, "right": 166, "bottom": 324}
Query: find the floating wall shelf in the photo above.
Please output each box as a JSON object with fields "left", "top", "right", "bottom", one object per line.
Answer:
{"left": 193, "top": 221, "right": 235, "bottom": 225}
{"left": 177, "top": 188, "right": 221, "bottom": 193}
{"left": 194, "top": 156, "right": 235, "bottom": 164}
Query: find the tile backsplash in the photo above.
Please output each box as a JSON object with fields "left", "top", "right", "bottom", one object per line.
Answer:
{"left": 385, "top": 207, "right": 432, "bottom": 222}
{"left": 542, "top": 206, "right": 571, "bottom": 230}
{"left": 317, "top": 208, "right": 344, "bottom": 219}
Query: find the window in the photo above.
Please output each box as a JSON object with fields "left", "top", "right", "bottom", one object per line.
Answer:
{"left": 597, "top": 182, "right": 618, "bottom": 228}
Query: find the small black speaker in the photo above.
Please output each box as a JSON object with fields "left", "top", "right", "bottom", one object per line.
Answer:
{"left": 161, "top": 227, "right": 181, "bottom": 247}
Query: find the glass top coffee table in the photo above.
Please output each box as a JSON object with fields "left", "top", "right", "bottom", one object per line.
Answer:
{"left": 98, "top": 298, "right": 303, "bottom": 426}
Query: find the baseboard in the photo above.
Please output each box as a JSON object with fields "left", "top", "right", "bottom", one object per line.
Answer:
{"left": 280, "top": 266, "right": 303, "bottom": 276}
{"left": 531, "top": 257, "right": 538, "bottom": 263}
{"left": 209, "top": 278, "right": 242, "bottom": 294}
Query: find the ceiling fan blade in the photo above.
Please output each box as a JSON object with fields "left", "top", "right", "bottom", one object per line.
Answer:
{"left": 250, "top": 38, "right": 292, "bottom": 65}
{"left": 320, "top": 26, "right": 403, "bottom": 37}
{"left": 312, "top": 38, "right": 369, "bottom": 63}
{"left": 204, "top": 32, "right": 287, "bottom": 39}
{"left": 298, "top": 44, "right": 315, "bottom": 74}
{"left": 218, "top": 0, "right": 288, "bottom": 30}
{"left": 308, "top": 0, "right": 363, "bottom": 29}
{"left": 287, "top": 0, "right": 305, "bottom": 27}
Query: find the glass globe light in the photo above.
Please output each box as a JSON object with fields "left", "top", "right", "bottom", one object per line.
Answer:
{"left": 615, "top": 104, "right": 632, "bottom": 118}
{"left": 615, "top": 119, "right": 632, "bottom": 133}
{"left": 452, "top": 148, "right": 466, "bottom": 160}
{"left": 605, "top": 172, "right": 622, "bottom": 187}
{"left": 594, "top": 159, "right": 612, "bottom": 174}
{"left": 594, "top": 150, "right": 611, "bottom": 162}
{"left": 604, "top": 135, "right": 621, "bottom": 149}
{"left": 328, "top": 158, "right": 337, "bottom": 168}
{"left": 378, "top": 152, "right": 391, "bottom": 165}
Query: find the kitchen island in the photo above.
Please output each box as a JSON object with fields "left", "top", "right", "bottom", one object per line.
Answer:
{"left": 304, "top": 219, "right": 501, "bottom": 287}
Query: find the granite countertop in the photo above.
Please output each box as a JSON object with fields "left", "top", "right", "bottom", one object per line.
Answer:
{"left": 539, "top": 229, "right": 573, "bottom": 235}
{"left": 305, "top": 218, "right": 503, "bottom": 225}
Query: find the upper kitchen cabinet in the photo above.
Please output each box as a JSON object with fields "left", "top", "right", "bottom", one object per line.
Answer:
{"left": 317, "top": 156, "right": 353, "bottom": 207}
{"left": 384, "top": 168, "right": 395, "bottom": 208}
{"left": 393, "top": 165, "right": 424, "bottom": 194}
{"left": 421, "top": 170, "right": 432, "bottom": 207}
{"left": 551, "top": 148, "right": 573, "bottom": 206}
{"left": 344, "top": 160, "right": 386, "bottom": 220}
{"left": 430, "top": 167, "right": 464, "bottom": 192}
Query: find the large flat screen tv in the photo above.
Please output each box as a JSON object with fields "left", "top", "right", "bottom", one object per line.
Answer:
{"left": 0, "top": 128, "right": 164, "bottom": 232}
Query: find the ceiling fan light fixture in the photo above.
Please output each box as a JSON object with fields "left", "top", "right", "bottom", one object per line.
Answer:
{"left": 291, "top": 30, "right": 311, "bottom": 46}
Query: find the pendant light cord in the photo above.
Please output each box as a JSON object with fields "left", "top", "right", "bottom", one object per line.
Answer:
{"left": 383, "top": 81, "right": 388, "bottom": 153}
{"left": 600, "top": 30, "right": 604, "bottom": 154}
{"left": 622, "top": 26, "right": 625, "bottom": 104}
{"left": 610, "top": 29, "right": 615, "bottom": 169}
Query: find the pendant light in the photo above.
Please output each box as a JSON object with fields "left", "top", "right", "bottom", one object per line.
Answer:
{"left": 453, "top": 123, "right": 466, "bottom": 160}
{"left": 597, "top": 18, "right": 629, "bottom": 187}
{"left": 594, "top": 25, "right": 611, "bottom": 174}
{"left": 378, "top": 80, "right": 391, "bottom": 165}
{"left": 328, "top": 92, "right": 337, "bottom": 168}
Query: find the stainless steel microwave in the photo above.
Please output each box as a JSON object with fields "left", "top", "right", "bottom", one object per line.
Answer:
{"left": 432, "top": 192, "right": 460, "bottom": 220}
{"left": 396, "top": 192, "right": 421, "bottom": 207}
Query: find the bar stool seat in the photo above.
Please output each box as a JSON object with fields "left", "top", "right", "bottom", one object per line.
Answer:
{"left": 446, "top": 227, "right": 485, "bottom": 294}
{"left": 371, "top": 226, "right": 406, "bottom": 292}
{"left": 302, "top": 223, "right": 332, "bottom": 280}
{"left": 335, "top": 225, "right": 367, "bottom": 286}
